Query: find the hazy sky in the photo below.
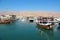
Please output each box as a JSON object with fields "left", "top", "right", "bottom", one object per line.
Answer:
{"left": 0, "top": 0, "right": 60, "bottom": 12}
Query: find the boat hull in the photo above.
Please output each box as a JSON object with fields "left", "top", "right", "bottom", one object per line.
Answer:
{"left": 37, "top": 23, "right": 54, "bottom": 30}
{"left": 0, "top": 20, "right": 11, "bottom": 24}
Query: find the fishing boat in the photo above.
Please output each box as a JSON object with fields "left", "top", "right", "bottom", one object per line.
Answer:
{"left": 0, "top": 15, "right": 11, "bottom": 24}
{"left": 0, "top": 15, "right": 17, "bottom": 24}
{"left": 36, "top": 16, "right": 54, "bottom": 29}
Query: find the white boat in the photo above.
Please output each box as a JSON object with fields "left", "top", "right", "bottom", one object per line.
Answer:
{"left": 54, "top": 18, "right": 60, "bottom": 25}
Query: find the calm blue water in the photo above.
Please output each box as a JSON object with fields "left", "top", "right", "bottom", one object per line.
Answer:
{"left": 0, "top": 20, "right": 60, "bottom": 40}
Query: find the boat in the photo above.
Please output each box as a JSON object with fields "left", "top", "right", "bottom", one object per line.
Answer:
{"left": 0, "top": 15, "right": 17, "bottom": 24}
{"left": 54, "top": 18, "right": 60, "bottom": 25}
{"left": 26, "top": 16, "right": 36, "bottom": 22}
{"left": 56, "top": 18, "right": 60, "bottom": 25}
{"left": 0, "top": 15, "right": 11, "bottom": 24}
{"left": 36, "top": 16, "right": 54, "bottom": 29}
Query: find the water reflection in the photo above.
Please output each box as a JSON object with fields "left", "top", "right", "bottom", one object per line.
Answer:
{"left": 54, "top": 23, "right": 60, "bottom": 31}
{"left": 36, "top": 25, "right": 54, "bottom": 40}
{"left": 57, "top": 25, "right": 60, "bottom": 30}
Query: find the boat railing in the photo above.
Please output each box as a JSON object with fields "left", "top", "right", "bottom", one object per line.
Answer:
{"left": 39, "top": 21, "right": 58, "bottom": 23}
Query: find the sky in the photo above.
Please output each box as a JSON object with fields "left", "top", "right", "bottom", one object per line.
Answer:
{"left": 0, "top": 0, "right": 60, "bottom": 12}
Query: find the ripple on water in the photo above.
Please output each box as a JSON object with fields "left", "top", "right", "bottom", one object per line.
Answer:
{"left": 0, "top": 21, "right": 60, "bottom": 40}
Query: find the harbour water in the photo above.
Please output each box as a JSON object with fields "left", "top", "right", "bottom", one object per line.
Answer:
{"left": 0, "top": 20, "right": 60, "bottom": 40}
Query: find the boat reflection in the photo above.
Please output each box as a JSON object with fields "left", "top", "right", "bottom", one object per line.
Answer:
{"left": 36, "top": 25, "right": 54, "bottom": 40}
{"left": 57, "top": 25, "right": 60, "bottom": 30}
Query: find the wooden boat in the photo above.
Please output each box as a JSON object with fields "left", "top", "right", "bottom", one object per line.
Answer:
{"left": 36, "top": 16, "right": 54, "bottom": 29}
{"left": 0, "top": 15, "right": 16, "bottom": 24}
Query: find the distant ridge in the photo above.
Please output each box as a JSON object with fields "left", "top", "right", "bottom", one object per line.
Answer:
{"left": 0, "top": 11, "right": 60, "bottom": 17}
